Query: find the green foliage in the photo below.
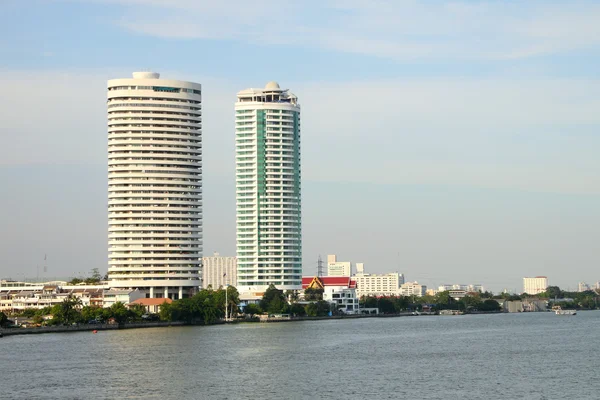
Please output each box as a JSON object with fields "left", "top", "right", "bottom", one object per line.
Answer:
{"left": 304, "top": 288, "right": 324, "bottom": 301}
{"left": 19, "top": 309, "right": 38, "bottom": 318}
{"left": 289, "top": 302, "right": 306, "bottom": 317}
{"left": 157, "top": 286, "right": 243, "bottom": 324}
{"left": 360, "top": 295, "right": 411, "bottom": 313}
{"left": 285, "top": 290, "right": 300, "bottom": 303}
{"left": 305, "top": 300, "right": 330, "bottom": 317}
{"left": 480, "top": 299, "right": 501, "bottom": 312}
{"left": 108, "top": 302, "right": 130, "bottom": 324}
{"left": 260, "top": 284, "right": 289, "bottom": 314}
{"left": 52, "top": 294, "right": 83, "bottom": 325}
{"left": 0, "top": 312, "right": 7, "bottom": 327}
{"left": 244, "top": 303, "right": 262, "bottom": 317}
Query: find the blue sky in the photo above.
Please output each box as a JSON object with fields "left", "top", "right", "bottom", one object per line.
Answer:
{"left": 1, "top": 0, "right": 600, "bottom": 292}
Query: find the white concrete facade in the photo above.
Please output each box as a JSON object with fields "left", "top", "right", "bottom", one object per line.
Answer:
{"left": 438, "top": 284, "right": 484, "bottom": 293}
{"left": 326, "top": 255, "right": 352, "bottom": 276}
{"left": 399, "top": 281, "right": 427, "bottom": 297}
{"left": 107, "top": 72, "right": 203, "bottom": 299}
{"left": 353, "top": 272, "right": 405, "bottom": 297}
{"left": 202, "top": 252, "right": 237, "bottom": 289}
{"left": 103, "top": 289, "right": 145, "bottom": 308}
{"left": 523, "top": 276, "right": 548, "bottom": 295}
{"left": 325, "top": 287, "right": 358, "bottom": 314}
{"left": 235, "top": 82, "right": 302, "bottom": 293}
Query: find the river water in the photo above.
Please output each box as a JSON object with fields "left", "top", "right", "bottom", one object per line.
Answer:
{"left": 3, "top": 312, "right": 600, "bottom": 399}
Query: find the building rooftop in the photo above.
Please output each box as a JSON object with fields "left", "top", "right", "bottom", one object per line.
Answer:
{"left": 302, "top": 276, "right": 357, "bottom": 289}
{"left": 130, "top": 298, "right": 173, "bottom": 306}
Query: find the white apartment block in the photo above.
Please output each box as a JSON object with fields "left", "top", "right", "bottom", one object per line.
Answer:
{"left": 399, "top": 281, "right": 427, "bottom": 297}
{"left": 523, "top": 276, "right": 549, "bottom": 295}
{"left": 438, "top": 284, "right": 484, "bottom": 293}
{"left": 354, "top": 272, "right": 405, "bottom": 298}
{"left": 202, "top": 252, "right": 237, "bottom": 289}
{"left": 235, "top": 82, "right": 302, "bottom": 294}
{"left": 107, "top": 72, "right": 203, "bottom": 300}
{"left": 578, "top": 282, "right": 591, "bottom": 292}
{"left": 327, "top": 254, "right": 351, "bottom": 276}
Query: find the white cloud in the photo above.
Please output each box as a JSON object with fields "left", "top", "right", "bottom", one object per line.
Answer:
{"left": 81, "top": 0, "right": 600, "bottom": 60}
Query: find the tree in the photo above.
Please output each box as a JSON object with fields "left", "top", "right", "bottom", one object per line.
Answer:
{"left": 54, "top": 295, "right": 83, "bottom": 324}
{"left": 128, "top": 304, "right": 147, "bottom": 321}
{"left": 224, "top": 286, "right": 240, "bottom": 318}
{"left": 289, "top": 302, "right": 306, "bottom": 317}
{"left": 305, "top": 300, "right": 330, "bottom": 317}
{"left": 244, "top": 303, "right": 262, "bottom": 318}
{"left": 545, "top": 286, "right": 562, "bottom": 299}
{"left": 304, "top": 288, "right": 324, "bottom": 301}
{"left": 459, "top": 295, "right": 483, "bottom": 311}
{"left": 361, "top": 296, "right": 378, "bottom": 308}
{"left": 480, "top": 299, "right": 501, "bottom": 312}
{"left": 285, "top": 290, "right": 300, "bottom": 303}
{"left": 0, "top": 312, "right": 7, "bottom": 327}
{"left": 260, "top": 284, "right": 288, "bottom": 314}
{"left": 108, "top": 302, "right": 130, "bottom": 324}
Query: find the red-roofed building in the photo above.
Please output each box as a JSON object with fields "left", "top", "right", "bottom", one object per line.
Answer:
{"left": 302, "top": 276, "right": 358, "bottom": 314}
{"left": 129, "top": 297, "right": 173, "bottom": 314}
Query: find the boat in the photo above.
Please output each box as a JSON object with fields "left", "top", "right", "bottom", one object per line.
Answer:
{"left": 552, "top": 305, "right": 576, "bottom": 315}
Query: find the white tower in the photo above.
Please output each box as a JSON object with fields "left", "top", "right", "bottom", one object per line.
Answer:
{"left": 107, "top": 72, "right": 202, "bottom": 299}
{"left": 235, "top": 82, "right": 302, "bottom": 293}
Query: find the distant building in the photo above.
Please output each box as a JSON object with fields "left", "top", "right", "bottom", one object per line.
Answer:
{"left": 202, "top": 252, "right": 237, "bottom": 289}
{"left": 103, "top": 289, "right": 144, "bottom": 308}
{"left": 302, "top": 276, "right": 358, "bottom": 314}
{"left": 326, "top": 254, "right": 352, "bottom": 276}
{"left": 578, "top": 282, "right": 591, "bottom": 292}
{"left": 523, "top": 276, "right": 548, "bottom": 295}
{"left": 438, "top": 284, "right": 484, "bottom": 293}
{"left": 353, "top": 272, "right": 405, "bottom": 298}
{"left": 356, "top": 263, "right": 365, "bottom": 274}
{"left": 399, "top": 282, "right": 427, "bottom": 297}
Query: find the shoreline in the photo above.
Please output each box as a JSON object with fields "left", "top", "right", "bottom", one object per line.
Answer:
{"left": 0, "top": 321, "right": 186, "bottom": 337}
{"left": 0, "top": 310, "right": 516, "bottom": 337}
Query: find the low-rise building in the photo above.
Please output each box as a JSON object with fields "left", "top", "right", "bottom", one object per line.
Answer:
{"left": 103, "top": 289, "right": 144, "bottom": 308}
{"left": 129, "top": 297, "right": 173, "bottom": 314}
{"left": 399, "top": 281, "right": 427, "bottom": 297}
{"left": 353, "top": 272, "right": 405, "bottom": 298}
{"left": 302, "top": 276, "right": 358, "bottom": 314}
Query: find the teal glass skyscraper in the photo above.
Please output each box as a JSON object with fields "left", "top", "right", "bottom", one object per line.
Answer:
{"left": 235, "top": 82, "right": 302, "bottom": 295}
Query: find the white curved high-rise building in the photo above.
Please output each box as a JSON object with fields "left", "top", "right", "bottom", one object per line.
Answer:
{"left": 107, "top": 72, "right": 202, "bottom": 299}
{"left": 235, "top": 82, "right": 302, "bottom": 294}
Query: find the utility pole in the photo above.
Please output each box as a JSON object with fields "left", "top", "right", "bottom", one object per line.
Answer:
{"left": 317, "top": 255, "right": 323, "bottom": 277}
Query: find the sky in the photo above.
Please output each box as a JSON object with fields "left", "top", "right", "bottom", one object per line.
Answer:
{"left": 1, "top": 0, "right": 599, "bottom": 293}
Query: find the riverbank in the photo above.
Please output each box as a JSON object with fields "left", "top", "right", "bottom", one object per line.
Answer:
{"left": 0, "top": 310, "right": 508, "bottom": 337}
{"left": 0, "top": 321, "right": 185, "bottom": 337}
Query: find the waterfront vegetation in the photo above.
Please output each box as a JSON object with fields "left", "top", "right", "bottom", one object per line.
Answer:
{"left": 7, "top": 295, "right": 149, "bottom": 326}
{"left": 5, "top": 284, "right": 599, "bottom": 330}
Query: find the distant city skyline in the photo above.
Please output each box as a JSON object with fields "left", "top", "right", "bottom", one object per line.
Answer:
{"left": 1, "top": 1, "right": 600, "bottom": 293}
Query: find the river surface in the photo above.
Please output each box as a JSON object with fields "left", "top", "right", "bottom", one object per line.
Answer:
{"left": 3, "top": 312, "right": 600, "bottom": 399}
